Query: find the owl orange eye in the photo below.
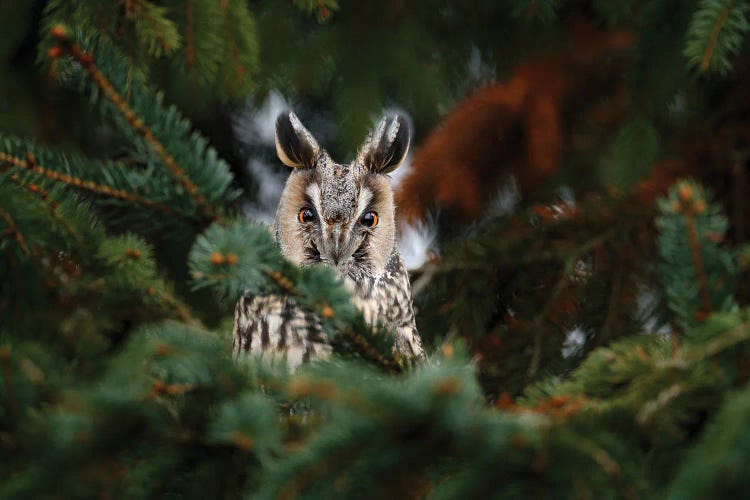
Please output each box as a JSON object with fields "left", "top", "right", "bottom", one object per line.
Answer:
{"left": 360, "top": 211, "right": 378, "bottom": 228}
{"left": 298, "top": 207, "right": 316, "bottom": 223}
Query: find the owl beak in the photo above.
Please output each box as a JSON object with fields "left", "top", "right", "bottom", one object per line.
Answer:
{"left": 330, "top": 247, "right": 343, "bottom": 265}
{"left": 325, "top": 223, "right": 349, "bottom": 265}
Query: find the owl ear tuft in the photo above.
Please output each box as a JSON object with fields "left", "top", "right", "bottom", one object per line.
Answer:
{"left": 275, "top": 111, "right": 320, "bottom": 168}
{"left": 357, "top": 115, "right": 410, "bottom": 174}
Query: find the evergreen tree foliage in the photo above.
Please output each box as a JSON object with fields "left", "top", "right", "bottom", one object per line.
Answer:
{"left": 685, "top": 0, "right": 750, "bottom": 74}
{"left": 40, "top": 0, "right": 260, "bottom": 101}
{"left": 656, "top": 181, "right": 736, "bottom": 331}
{"left": 3, "top": 1, "right": 750, "bottom": 498}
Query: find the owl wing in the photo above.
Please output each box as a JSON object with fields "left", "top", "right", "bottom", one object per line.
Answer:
{"left": 232, "top": 295, "right": 331, "bottom": 370}
{"left": 393, "top": 324, "right": 426, "bottom": 360}
{"left": 355, "top": 253, "right": 426, "bottom": 360}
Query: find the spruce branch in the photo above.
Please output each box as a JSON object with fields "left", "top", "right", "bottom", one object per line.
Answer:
{"left": 570, "top": 435, "right": 622, "bottom": 481}
{"left": 41, "top": 0, "right": 180, "bottom": 62}
{"left": 0, "top": 207, "right": 30, "bottom": 256}
{"left": 164, "top": 0, "right": 225, "bottom": 86}
{"left": 605, "top": 117, "right": 660, "bottom": 189}
{"left": 3, "top": 172, "right": 58, "bottom": 210}
{"left": 527, "top": 257, "right": 575, "bottom": 380}
{"left": 96, "top": 234, "right": 202, "bottom": 326}
{"left": 189, "top": 219, "right": 402, "bottom": 371}
{"left": 149, "top": 288, "right": 204, "bottom": 328}
{"left": 41, "top": 0, "right": 258, "bottom": 102}
{"left": 49, "top": 26, "right": 218, "bottom": 221}
{"left": 0, "top": 152, "right": 177, "bottom": 216}
{"left": 6, "top": 3, "right": 750, "bottom": 497}
{"left": 656, "top": 181, "right": 736, "bottom": 331}
{"left": 277, "top": 440, "right": 363, "bottom": 499}
{"left": 335, "top": 327, "right": 403, "bottom": 375}
{"left": 264, "top": 270, "right": 299, "bottom": 295}
{"left": 215, "top": 0, "right": 258, "bottom": 97}
{"left": 526, "top": 229, "right": 617, "bottom": 379}
{"left": 685, "top": 0, "right": 750, "bottom": 74}
{"left": 682, "top": 196, "right": 714, "bottom": 317}
{"left": 669, "top": 380, "right": 750, "bottom": 498}
{"left": 702, "top": 1, "right": 734, "bottom": 69}
{"left": 3, "top": 174, "right": 84, "bottom": 250}
{"left": 684, "top": 320, "right": 750, "bottom": 361}
{"left": 126, "top": 0, "right": 181, "bottom": 58}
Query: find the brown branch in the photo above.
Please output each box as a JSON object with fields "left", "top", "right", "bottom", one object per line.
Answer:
{"left": 0, "top": 206, "right": 30, "bottom": 256}
{"left": 572, "top": 436, "right": 623, "bottom": 484}
{"left": 19, "top": 181, "right": 56, "bottom": 208}
{"left": 220, "top": 0, "right": 248, "bottom": 88}
{"left": 4, "top": 170, "right": 85, "bottom": 248}
{"left": 262, "top": 270, "right": 400, "bottom": 373}
{"left": 683, "top": 210, "right": 713, "bottom": 315}
{"left": 527, "top": 258, "right": 574, "bottom": 380}
{"left": 701, "top": 0, "right": 734, "bottom": 71}
{"left": 277, "top": 438, "right": 371, "bottom": 500}
{"left": 338, "top": 328, "right": 402, "bottom": 375}
{"left": 50, "top": 27, "right": 216, "bottom": 220}
{"left": 152, "top": 288, "right": 204, "bottom": 328}
{"left": 131, "top": 0, "right": 176, "bottom": 53}
{"left": 0, "top": 152, "right": 178, "bottom": 216}
{"left": 265, "top": 270, "right": 299, "bottom": 295}
{"left": 526, "top": 230, "right": 615, "bottom": 380}
{"left": 687, "top": 323, "right": 750, "bottom": 362}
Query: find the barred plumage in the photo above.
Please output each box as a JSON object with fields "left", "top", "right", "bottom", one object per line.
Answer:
{"left": 232, "top": 295, "right": 330, "bottom": 367}
{"left": 233, "top": 111, "right": 425, "bottom": 369}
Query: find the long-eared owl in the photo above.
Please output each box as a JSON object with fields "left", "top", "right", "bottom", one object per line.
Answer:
{"left": 232, "top": 111, "right": 425, "bottom": 368}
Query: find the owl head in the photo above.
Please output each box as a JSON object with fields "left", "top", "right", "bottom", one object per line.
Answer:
{"left": 272, "top": 111, "right": 410, "bottom": 279}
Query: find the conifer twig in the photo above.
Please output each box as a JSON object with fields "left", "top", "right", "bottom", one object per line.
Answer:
{"left": 129, "top": 0, "right": 176, "bottom": 54}
{"left": 260, "top": 270, "right": 401, "bottom": 373}
{"left": 0, "top": 207, "right": 30, "bottom": 256}
{"left": 4, "top": 171, "right": 58, "bottom": 209}
{"left": 683, "top": 208, "right": 713, "bottom": 316}
{"left": 572, "top": 436, "right": 622, "bottom": 481}
{"left": 685, "top": 323, "right": 750, "bottom": 362}
{"left": 277, "top": 441, "right": 365, "bottom": 499}
{"left": 5, "top": 171, "right": 84, "bottom": 247}
{"left": 153, "top": 290, "right": 205, "bottom": 328}
{"left": 701, "top": 1, "right": 734, "bottom": 71}
{"left": 527, "top": 257, "right": 574, "bottom": 380}
{"left": 49, "top": 26, "right": 217, "bottom": 221}
{"left": 265, "top": 270, "right": 299, "bottom": 295}
{"left": 527, "top": 230, "right": 615, "bottom": 379}
{"left": 0, "top": 152, "right": 178, "bottom": 216}
{"left": 338, "top": 328, "right": 402, "bottom": 374}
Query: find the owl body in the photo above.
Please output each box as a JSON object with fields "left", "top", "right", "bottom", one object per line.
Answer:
{"left": 233, "top": 112, "right": 425, "bottom": 368}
